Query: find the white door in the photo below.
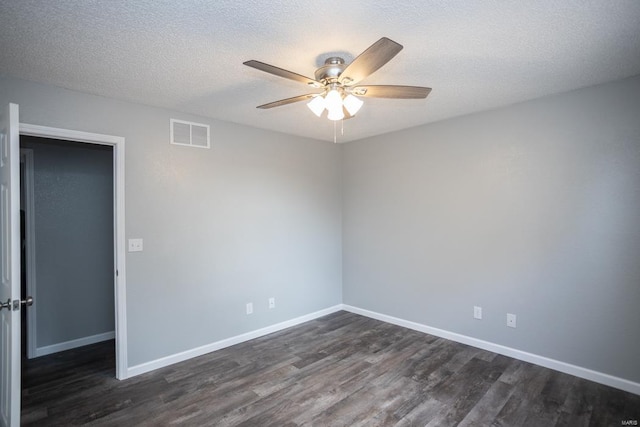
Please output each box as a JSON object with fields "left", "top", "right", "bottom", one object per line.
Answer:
{"left": 0, "top": 103, "right": 21, "bottom": 427}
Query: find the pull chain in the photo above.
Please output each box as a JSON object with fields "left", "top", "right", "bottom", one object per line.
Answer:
{"left": 332, "top": 120, "right": 345, "bottom": 143}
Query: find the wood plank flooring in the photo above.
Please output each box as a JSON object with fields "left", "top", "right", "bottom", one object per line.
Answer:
{"left": 21, "top": 311, "right": 640, "bottom": 426}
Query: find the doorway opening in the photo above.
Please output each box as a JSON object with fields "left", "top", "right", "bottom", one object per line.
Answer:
{"left": 19, "top": 136, "right": 117, "bottom": 417}
{"left": 20, "top": 137, "right": 115, "bottom": 358}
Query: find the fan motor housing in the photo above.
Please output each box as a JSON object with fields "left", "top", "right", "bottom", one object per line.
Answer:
{"left": 315, "top": 57, "right": 346, "bottom": 83}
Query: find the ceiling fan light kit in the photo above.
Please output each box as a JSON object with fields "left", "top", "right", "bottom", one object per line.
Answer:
{"left": 244, "top": 37, "right": 432, "bottom": 134}
{"left": 306, "top": 85, "right": 364, "bottom": 120}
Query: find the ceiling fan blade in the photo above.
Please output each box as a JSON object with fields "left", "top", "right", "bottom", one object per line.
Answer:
{"left": 256, "top": 93, "right": 317, "bottom": 109}
{"left": 351, "top": 85, "right": 432, "bottom": 99}
{"left": 338, "top": 37, "right": 403, "bottom": 85}
{"left": 244, "top": 60, "right": 321, "bottom": 87}
{"left": 342, "top": 106, "right": 354, "bottom": 120}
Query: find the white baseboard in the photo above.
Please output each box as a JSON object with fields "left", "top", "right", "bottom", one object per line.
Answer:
{"left": 126, "top": 305, "right": 343, "bottom": 378}
{"left": 124, "top": 303, "right": 640, "bottom": 396}
{"left": 342, "top": 304, "right": 640, "bottom": 396}
{"left": 35, "top": 331, "right": 115, "bottom": 358}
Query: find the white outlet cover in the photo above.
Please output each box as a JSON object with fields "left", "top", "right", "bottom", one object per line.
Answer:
{"left": 507, "top": 313, "right": 517, "bottom": 328}
{"left": 246, "top": 302, "right": 253, "bottom": 315}
{"left": 128, "top": 238, "right": 143, "bottom": 252}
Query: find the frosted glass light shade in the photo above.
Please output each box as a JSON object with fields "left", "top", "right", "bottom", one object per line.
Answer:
{"left": 307, "top": 95, "right": 326, "bottom": 117}
{"left": 327, "top": 106, "right": 345, "bottom": 121}
{"left": 324, "top": 89, "right": 343, "bottom": 112}
{"left": 343, "top": 94, "right": 364, "bottom": 116}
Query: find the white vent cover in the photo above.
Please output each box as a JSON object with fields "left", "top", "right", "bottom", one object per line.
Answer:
{"left": 170, "top": 119, "right": 210, "bottom": 148}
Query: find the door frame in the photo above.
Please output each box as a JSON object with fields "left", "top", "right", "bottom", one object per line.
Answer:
{"left": 19, "top": 123, "right": 128, "bottom": 380}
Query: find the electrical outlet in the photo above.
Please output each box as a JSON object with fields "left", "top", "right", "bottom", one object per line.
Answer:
{"left": 246, "top": 302, "right": 253, "bottom": 315}
{"left": 268, "top": 297, "right": 275, "bottom": 309}
{"left": 128, "top": 238, "right": 143, "bottom": 252}
{"left": 474, "top": 306, "right": 482, "bottom": 320}
{"left": 507, "top": 313, "right": 517, "bottom": 328}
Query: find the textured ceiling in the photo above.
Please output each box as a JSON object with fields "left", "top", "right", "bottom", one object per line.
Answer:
{"left": 1, "top": 1, "right": 639, "bottom": 142}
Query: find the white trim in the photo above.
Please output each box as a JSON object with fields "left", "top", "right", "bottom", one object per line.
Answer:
{"left": 34, "top": 331, "right": 115, "bottom": 358}
{"left": 20, "top": 124, "right": 123, "bottom": 146}
{"left": 19, "top": 149, "right": 37, "bottom": 360}
{"left": 342, "top": 304, "right": 640, "bottom": 396}
{"left": 127, "top": 305, "right": 342, "bottom": 378}
{"left": 18, "top": 123, "right": 128, "bottom": 380}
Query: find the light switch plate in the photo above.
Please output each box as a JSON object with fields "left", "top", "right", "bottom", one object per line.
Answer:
{"left": 128, "top": 238, "right": 143, "bottom": 252}
{"left": 474, "top": 306, "right": 482, "bottom": 320}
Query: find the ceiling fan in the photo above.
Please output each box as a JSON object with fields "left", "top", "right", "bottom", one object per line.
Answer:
{"left": 243, "top": 37, "right": 431, "bottom": 121}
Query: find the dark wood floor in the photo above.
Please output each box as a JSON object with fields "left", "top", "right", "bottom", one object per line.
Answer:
{"left": 22, "top": 311, "right": 639, "bottom": 426}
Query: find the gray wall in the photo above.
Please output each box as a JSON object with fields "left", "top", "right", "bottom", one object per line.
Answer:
{"left": 1, "top": 75, "right": 343, "bottom": 366}
{"left": 21, "top": 137, "right": 114, "bottom": 348}
{"left": 3, "top": 72, "right": 639, "bottom": 385}
{"left": 342, "top": 76, "right": 640, "bottom": 383}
